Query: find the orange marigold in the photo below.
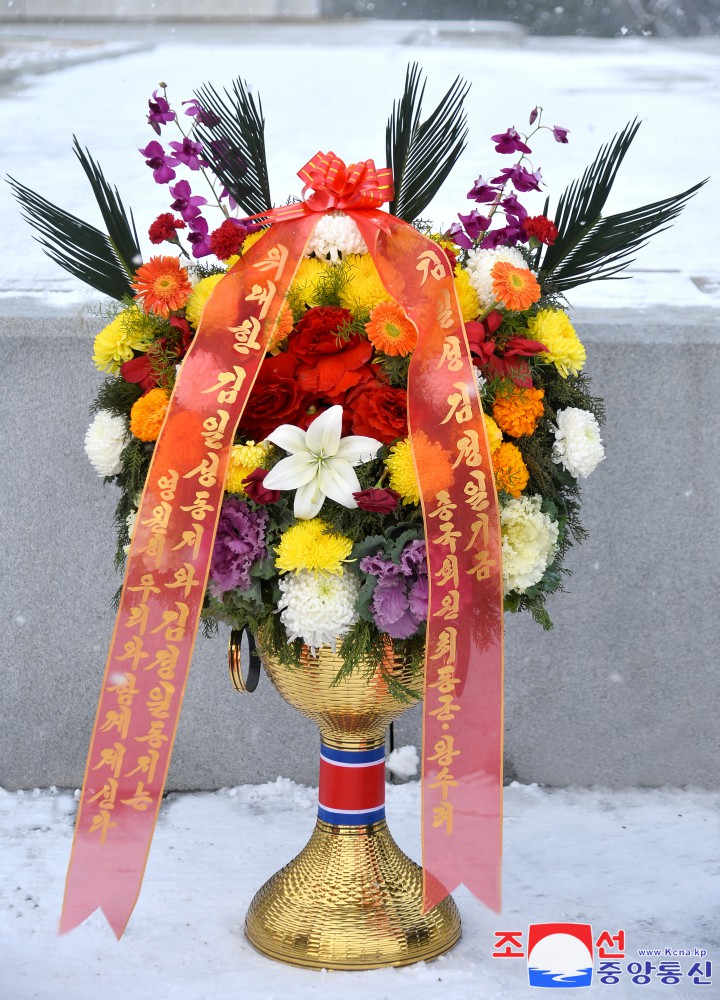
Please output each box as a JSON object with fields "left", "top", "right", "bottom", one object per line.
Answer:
{"left": 131, "top": 256, "right": 192, "bottom": 317}
{"left": 492, "top": 385, "right": 545, "bottom": 438}
{"left": 268, "top": 302, "right": 294, "bottom": 353}
{"left": 130, "top": 387, "right": 170, "bottom": 442}
{"left": 490, "top": 261, "right": 541, "bottom": 312}
{"left": 365, "top": 301, "right": 418, "bottom": 356}
{"left": 492, "top": 441, "right": 529, "bottom": 497}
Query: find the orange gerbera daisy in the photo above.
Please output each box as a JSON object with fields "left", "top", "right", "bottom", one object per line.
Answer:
{"left": 492, "top": 385, "right": 545, "bottom": 438}
{"left": 491, "top": 261, "right": 541, "bottom": 312}
{"left": 492, "top": 441, "right": 529, "bottom": 497}
{"left": 130, "top": 387, "right": 170, "bottom": 442}
{"left": 131, "top": 256, "right": 192, "bottom": 317}
{"left": 364, "top": 301, "right": 418, "bottom": 356}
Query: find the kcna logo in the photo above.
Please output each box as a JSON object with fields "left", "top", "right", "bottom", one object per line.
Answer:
{"left": 526, "top": 923, "right": 594, "bottom": 988}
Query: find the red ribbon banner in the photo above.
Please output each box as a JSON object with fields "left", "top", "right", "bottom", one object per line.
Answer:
{"left": 60, "top": 153, "right": 503, "bottom": 938}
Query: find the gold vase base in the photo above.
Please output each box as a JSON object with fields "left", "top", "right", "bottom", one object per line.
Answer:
{"left": 245, "top": 818, "right": 461, "bottom": 970}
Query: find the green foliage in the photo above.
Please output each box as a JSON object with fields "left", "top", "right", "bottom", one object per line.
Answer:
{"left": 91, "top": 377, "right": 143, "bottom": 418}
{"left": 386, "top": 63, "right": 469, "bottom": 223}
{"left": 377, "top": 352, "right": 411, "bottom": 387}
{"left": 540, "top": 120, "right": 706, "bottom": 291}
{"left": 193, "top": 77, "right": 272, "bottom": 216}
{"left": 8, "top": 174, "right": 137, "bottom": 301}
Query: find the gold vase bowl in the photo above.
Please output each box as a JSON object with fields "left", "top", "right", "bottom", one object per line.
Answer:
{"left": 243, "top": 641, "right": 461, "bottom": 970}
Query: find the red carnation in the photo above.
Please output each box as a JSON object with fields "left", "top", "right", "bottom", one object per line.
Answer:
{"left": 345, "top": 380, "right": 408, "bottom": 445}
{"left": 148, "top": 213, "right": 186, "bottom": 245}
{"left": 121, "top": 354, "right": 159, "bottom": 392}
{"left": 209, "top": 219, "right": 247, "bottom": 260}
{"left": 523, "top": 215, "right": 558, "bottom": 246}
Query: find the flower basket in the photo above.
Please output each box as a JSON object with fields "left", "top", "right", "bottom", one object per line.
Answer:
{"left": 11, "top": 64, "right": 703, "bottom": 963}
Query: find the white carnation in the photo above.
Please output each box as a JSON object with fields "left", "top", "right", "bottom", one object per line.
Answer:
{"left": 464, "top": 245, "right": 528, "bottom": 309}
{"left": 306, "top": 211, "right": 368, "bottom": 261}
{"left": 501, "top": 495, "right": 559, "bottom": 595}
{"left": 552, "top": 407, "right": 605, "bottom": 479}
{"left": 84, "top": 410, "right": 128, "bottom": 477}
{"left": 278, "top": 569, "right": 360, "bottom": 655}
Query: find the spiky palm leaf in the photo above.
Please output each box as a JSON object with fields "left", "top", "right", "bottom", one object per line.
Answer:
{"left": 540, "top": 120, "right": 706, "bottom": 291}
{"left": 193, "top": 78, "right": 271, "bottom": 216}
{"left": 386, "top": 63, "right": 469, "bottom": 223}
{"left": 8, "top": 175, "right": 136, "bottom": 301}
{"left": 72, "top": 136, "right": 142, "bottom": 274}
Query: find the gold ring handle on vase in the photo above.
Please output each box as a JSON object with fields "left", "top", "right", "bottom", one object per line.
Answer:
{"left": 228, "top": 628, "right": 261, "bottom": 693}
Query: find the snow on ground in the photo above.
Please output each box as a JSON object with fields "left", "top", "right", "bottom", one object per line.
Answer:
{"left": 2, "top": 780, "right": 718, "bottom": 999}
{"left": 1, "top": 29, "right": 719, "bottom": 310}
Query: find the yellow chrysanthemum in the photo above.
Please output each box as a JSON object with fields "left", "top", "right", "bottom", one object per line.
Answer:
{"left": 526, "top": 308, "right": 586, "bottom": 379}
{"left": 289, "top": 256, "right": 327, "bottom": 309}
{"left": 92, "top": 309, "right": 154, "bottom": 374}
{"left": 242, "top": 230, "right": 266, "bottom": 254}
{"left": 492, "top": 441, "right": 529, "bottom": 498}
{"left": 339, "top": 253, "right": 392, "bottom": 314}
{"left": 225, "top": 441, "right": 271, "bottom": 494}
{"left": 454, "top": 267, "right": 480, "bottom": 322}
{"left": 275, "top": 519, "right": 353, "bottom": 576}
{"left": 385, "top": 438, "right": 420, "bottom": 505}
{"left": 492, "top": 385, "right": 545, "bottom": 438}
{"left": 268, "top": 302, "right": 295, "bottom": 353}
{"left": 483, "top": 412, "right": 503, "bottom": 453}
{"left": 185, "top": 273, "right": 225, "bottom": 330}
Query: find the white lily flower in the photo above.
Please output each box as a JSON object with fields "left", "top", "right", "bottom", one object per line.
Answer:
{"left": 263, "top": 405, "right": 383, "bottom": 520}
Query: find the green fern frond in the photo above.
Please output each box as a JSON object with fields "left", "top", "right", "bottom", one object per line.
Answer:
{"left": 8, "top": 176, "right": 136, "bottom": 300}
{"left": 72, "top": 137, "right": 142, "bottom": 274}
{"left": 540, "top": 120, "right": 706, "bottom": 291}
{"left": 193, "top": 77, "right": 271, "bottom": 216}
{"left": 386, "top": 63, "right": 469, "bottom": 222}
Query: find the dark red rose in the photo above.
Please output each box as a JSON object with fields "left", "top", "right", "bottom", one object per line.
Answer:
{"left": 346, "top": 380, "right": 408, "bottom": 444}
{"left": 466, "top": 312, "right": 545, "bottom": 388}
{"left": 209, "top": 218, "right": 247, "bottom": 260}
{"left": 353, "top": 488, "right": 401, "bottom": 514}
{"left": 523, "top": 215, "right": 559, "bottom": 246}
{"left": 148, "top": 212, "right": 185, "bottom": 245}
{"left": 287, "top": 306, "right": 373, "bottom": 401}
{"left": 243, "top": 468, "right": 281, "bottom": 505}
{"left": 239, "top": 353, "right": 309, "bottom": 439}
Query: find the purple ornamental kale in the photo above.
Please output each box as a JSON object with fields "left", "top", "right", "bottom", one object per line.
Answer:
{"left": 209, "top": 498, "right": 268, "bottom": 595}
{"left": 360, "top": 540, "right": 429, "bottom": 640}
{"left": 139, "top": 141, "right": 176, "bottom": 185}
{"left": 147, "top": 89, "right": 176, "bottom": 134}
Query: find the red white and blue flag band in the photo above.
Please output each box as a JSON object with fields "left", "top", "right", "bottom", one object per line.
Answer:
{"left": 317, "top": 742, "right": 387, "bottom": 827}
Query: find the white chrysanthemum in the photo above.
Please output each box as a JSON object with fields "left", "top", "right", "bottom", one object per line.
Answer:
{"left": 552, "top": 407, "right": 605, "bottom": 479}
{"left": 501, "top": 495, "right": 559, "bottom": 595}
{"left": 278, "top": 569, "right": 360, "bottom": 655}
{"left": 464, "top": 245, "right": 528, "bottom": 309}
{"left": 84, "top": 410, "right": 128, "bottom": 477}
{"left": 306, "top": 211, "right": 368, "bottom": 261}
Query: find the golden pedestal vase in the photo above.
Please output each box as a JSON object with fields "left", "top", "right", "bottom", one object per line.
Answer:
{"left": 230, "top": 633, "right": 461, "bottom": 970}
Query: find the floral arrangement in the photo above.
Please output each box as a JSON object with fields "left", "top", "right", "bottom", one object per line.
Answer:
{"left": 12, "top": 66, "right": 702, "bottom": 687}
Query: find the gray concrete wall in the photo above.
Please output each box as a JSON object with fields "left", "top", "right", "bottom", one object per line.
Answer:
{"left": 1, "top": 302, "right": 718, "bottom": 791}
{"left": 0, "top": 0, "right": 320, "bottom": 22}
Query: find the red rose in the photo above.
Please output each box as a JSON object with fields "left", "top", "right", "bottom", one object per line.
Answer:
{"left": 346, "top": 380, "right": 408, "bottom": 444}
{"left": 288, "top": 306, "right": 373, "bottom": 401}
{"left": 239, "top": 353, "right": 309, "bottom": 439}
{"left": 523, "top": 215, "right": 559, "bottom": 246}
{"left": 148, "top": 213, "right": 185, "bottom": 245}
{"left": 121, "top": 354, "right": 158, "bottom": 392}
{"left": 243, "top": 468, "right": 281, "bottom": 505}
{"left": 353, "top": 488, "right": 401, "bottom": 514}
